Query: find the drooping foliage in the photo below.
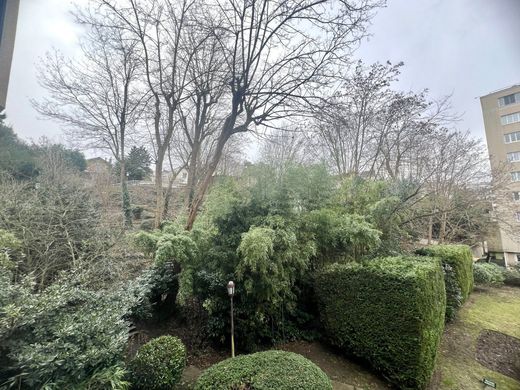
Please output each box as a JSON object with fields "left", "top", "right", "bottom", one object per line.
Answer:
{"left": 132, "top": 164, "right": 397, "bottom": 349}
{"left": 336, "top": 176, "right": 415, "bottom": 254}
{"left": 299, "top": 209, "right": 381, "bottom": 265}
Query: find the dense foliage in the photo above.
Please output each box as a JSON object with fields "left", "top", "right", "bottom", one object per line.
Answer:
{"left": 195, "top": 350, "right": 332, "bottom": 390}
{"left": 0, "top": 123, "right": 86, "bottom": 179}
{"left": 128, "top": 336, "right": 186, "bottom": 390}
{"left": 0, "top": 124, "right": 39, "bottom": 179}
{"left": 473, "top": 263, "right": 505, "bottom": 286}
{"left": 504, "top": 268, "right": 520, "bottom": 287}
{"left": 441, "top": 263, "right": 463, "bottom": 321}
{"left": 0, "top": 140, "right": 149, "bottom": 389}
{"left": 0, "top": 161, "right": 109, "bottom": 288}
{"left": 0, "top": 265, "right": 146, "bottom": 388}
{"left": 189, "top": 166, "right": 394, "bottom": 348}
{"left": 417, "top": 245, "right": 474, "bottom": 321}
{"left": 315, "top": 257, "right": 446, "bottom": 389}
{"left": 132, "top": 164, "right": 456, "bottom": 350}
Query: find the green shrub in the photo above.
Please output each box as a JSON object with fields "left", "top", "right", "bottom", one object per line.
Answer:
{"left": 504, "top": 269, "right": 520, "bottom": 287}
{"left": 474, "top": 263, "right": 505, "bottom": 286}
{"left": 315, "top": 257, "right": 446, "bottom": 389}
{"left": 416, "top": 245, "right": 473, "bottom": 299}
{"left": 195, "top": 350, "right": 331, "bottom": 390}
{"left": 76, "top": 364, "right": 130, "bottom": 390}
{"left": 442, "top": 263, "right": 463, "bottom": 322}
{"left": 128, "top": 336, "right": 186, "bottom": 390}
{"left": 0, "top": 269, "right": 146, "bottom": 388}
{"left": 416, "top": 245, "right": 474, "bottom": 315}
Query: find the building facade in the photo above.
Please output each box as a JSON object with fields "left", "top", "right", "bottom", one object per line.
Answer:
{"left": 480, "top": 84, "right": 520, "bottom": 266}
{"left": 0, "top": 0, "right": 20, "bottom": 111}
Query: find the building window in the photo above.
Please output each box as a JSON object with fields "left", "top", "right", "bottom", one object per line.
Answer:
{"left": 504, "top": 131, "right": 520, "bottom": 143}
{"left": 514, "top": 192, "right": 520, "bottom": 201}
{"left": 501, "top": 112, "right": 520, "bottom": 126}
{"left": 507, "top": 151, "right": 520, "bottom": 162}
{"left": 499, "top": 92, "right": 520, "bottom": 107}
{"left": 512, "top": 171, "right": 520, "bottom": 182}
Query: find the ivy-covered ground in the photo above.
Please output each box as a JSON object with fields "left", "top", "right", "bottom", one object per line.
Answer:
{"left": 174, "top": 286, "right": 520, "bottom": 390}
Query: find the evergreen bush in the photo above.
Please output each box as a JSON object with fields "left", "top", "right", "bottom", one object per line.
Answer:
{"left": 416, "top": 245, "right": 474, "bottom": 301}
{"left": 504, "top": 268, "right": 520, "bottom": 287}
{"left": 473, "top": 263, "right": 505, "bottom": 286}
{"left": 315, "top": 256, "right": 446, "bottom": 389}
{"left": 416, "top": 245, "right": 473, "bottom": 321}
{"left": 195, "top": 350, "right": 332, "bottom": 390}
{"left": 128, "top": 336, "right": 186, "bottom": 390}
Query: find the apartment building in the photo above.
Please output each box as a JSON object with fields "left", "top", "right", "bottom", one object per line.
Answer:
{"left": 0, "top": 0, "right": 20, "bottom": 111}
{"left": 480, "top": 84, "right": 520, "bottom": 266}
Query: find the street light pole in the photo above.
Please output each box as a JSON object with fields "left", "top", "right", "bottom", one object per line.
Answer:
{"left": 227, "top": 281, "right": 235, "bottom": 358}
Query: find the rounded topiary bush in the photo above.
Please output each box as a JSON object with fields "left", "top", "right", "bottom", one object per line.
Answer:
{"left": 474, "top": 263, "right": 505, "bottom": 286}
{"left": 195, "top": 350, "right": 332, "bottom": 390}
{"left": 129, "top": 335, "right": 186, "bottom": 390}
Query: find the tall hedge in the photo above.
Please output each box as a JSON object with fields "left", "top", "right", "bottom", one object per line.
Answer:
{"left": 315, "top": 257, "right": 446, "bottom": 389}
{"left": 416, "top": 245, "right": 474, "bottom": 302}
{"left": 195, "top": 350, "right": 332, "bottom": 390}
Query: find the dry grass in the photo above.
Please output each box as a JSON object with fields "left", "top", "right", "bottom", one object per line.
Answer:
{"left": 432, "top": 286, "right": 520, "bottom": 390}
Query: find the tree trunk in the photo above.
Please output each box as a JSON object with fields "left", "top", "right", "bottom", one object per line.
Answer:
{"left": 163, "top": 171, "right": 178, "bottom": 220}
{"left": 154, "top": 157, "right": 164, "bottom": 228}
{"left": 185, "top": 131, "right": 229, "bottom": 230}
{"left": 120, "top": 160, "right": 132, "bottom": 227}
{"left": 185, "top": 139, "right": 200, "bottom": 209}
{"left": 439, "top": 212, "right": 447, "bottom": 243}
{"left": 427, "top": 215, "right": 433, "bottom": 245}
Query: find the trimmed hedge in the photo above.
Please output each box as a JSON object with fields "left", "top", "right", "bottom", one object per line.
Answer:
{"left": 194, "top": 350, "right": 332, "bottom": 390}
{"left": 128, "top": 336, "right": 186, "bottom": 390}
{"left": 416, "top": 245, "right": 474, "bottom": 302}
{"left": 315, "top": 257, "right": 446, "bottom": 389}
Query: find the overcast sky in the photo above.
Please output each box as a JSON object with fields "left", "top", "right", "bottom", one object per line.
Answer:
{"left": 4, "top": 0, "right": 520, "bottom": 153}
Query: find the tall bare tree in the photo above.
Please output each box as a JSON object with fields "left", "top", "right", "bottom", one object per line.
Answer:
{"left": 33, "top": 20, "right": 142, "bottom": 226}
{"left": 96, "top": 0, "right": 203, "bottom": 227}
{"left": 184, "top": 0, "right": 382, "bottom": 229}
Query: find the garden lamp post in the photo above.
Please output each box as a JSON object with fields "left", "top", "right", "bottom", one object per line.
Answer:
{"left": 227, "top": 281, "right": 235, "bottom": 357}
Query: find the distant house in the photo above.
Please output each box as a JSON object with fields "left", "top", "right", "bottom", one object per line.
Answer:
{"left": 162, "top": 168, "right": 189, "bottom": 188}
{"left": 86, "top": 157, "right": 112, "bottom": 175}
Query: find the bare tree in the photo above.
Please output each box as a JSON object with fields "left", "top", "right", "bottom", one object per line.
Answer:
{"left": 96, "top": 0, "right": 204, "bottom": 227}
{"left": 184, "top": 0, "right": 382, "bottom": 229}
{"left": 259, "top": 126, "right": 310, "bottom": 177}
{"left": 178, "top": 29, "right": 227, "bottom": 213}
{"left": 33, "top": 19, "right": 142, "bottom": 226}
{"left": 313, "top": 61, "right": 402, "bottom": 176}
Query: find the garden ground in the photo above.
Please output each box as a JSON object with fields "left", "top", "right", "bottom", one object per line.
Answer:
{"left": 168, "top": 286, "right": 520, "bottom": 389}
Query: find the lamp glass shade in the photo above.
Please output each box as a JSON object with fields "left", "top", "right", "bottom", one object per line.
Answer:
{"left": 227, "top": 281, "right": 235, "bottom": 296}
